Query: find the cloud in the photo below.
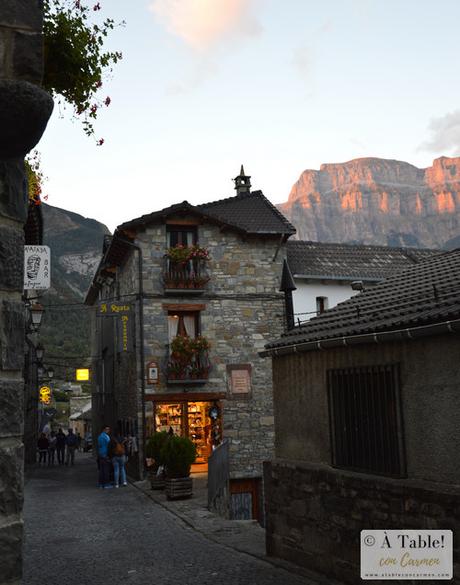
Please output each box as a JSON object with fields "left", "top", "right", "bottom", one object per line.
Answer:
{"left": 420, "top": 109, "right": 460, "bottom": 154}
{"left": 149, "top": 0, "right": 261, "bottom": 50}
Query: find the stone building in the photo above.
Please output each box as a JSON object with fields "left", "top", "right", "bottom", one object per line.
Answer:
{"left": 262, "top": 249, "right": 460, "bottom": 583}
{"left": 85, "top": 168, "right": 296, "bottom": 519}
{"left": 0, "top": 2, "right": 53, "bottom": 583}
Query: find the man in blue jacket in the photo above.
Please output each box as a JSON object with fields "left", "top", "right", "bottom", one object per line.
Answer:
{"left": 97, "top": 425, "right": 112, "bottom": 488}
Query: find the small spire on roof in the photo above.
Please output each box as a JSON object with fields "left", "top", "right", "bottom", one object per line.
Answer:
{"left": 233, "top": 164, "right": 251, "bottom": 195}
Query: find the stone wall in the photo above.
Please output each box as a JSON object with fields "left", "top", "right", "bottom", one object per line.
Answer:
{"left": 264, "top": 459, "right": 460, "bottom": 585}
{"left": 0, "top": 3, "right": 53, "bottom": 583}
{"left": 114, "top": 218, "right": 286, "bottom": 479}
{"left": 272, "top": 334, "right": 460, "bottom": 484}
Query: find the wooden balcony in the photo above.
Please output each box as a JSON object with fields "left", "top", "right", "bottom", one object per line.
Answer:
{"left": 162, "top": 258, "right": 210, "bottom": 295}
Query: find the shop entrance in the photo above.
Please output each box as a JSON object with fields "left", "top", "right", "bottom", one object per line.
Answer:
{"left": 153, "top": 399, "right": 222, "bottom": 471}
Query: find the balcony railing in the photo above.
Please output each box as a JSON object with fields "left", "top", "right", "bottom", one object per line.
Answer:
{"left": 162, "top": 258, "right": 210, "bottom": 292}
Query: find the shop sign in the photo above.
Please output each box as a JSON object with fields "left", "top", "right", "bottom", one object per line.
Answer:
{"left": 76, "top": 368, "right": 90, "bottom": 381}
{"left": 116, "top": 314, "right": 133, "bottom": 352}
{"left": 24, "top": 245, "right": 50, "bottom": 290}
{"left": 39, "top": 385, "right": 52, "bottom": 405}
{"left": 99, "top": 302, "right": 131, "bottom": 315}
{"left": 147, "top": 361, "right": 159, "bottom": 385}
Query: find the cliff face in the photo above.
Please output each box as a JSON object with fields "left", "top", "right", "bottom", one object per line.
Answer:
{"left": 278, "top": 157, "right": 460, "bottom": 248}
{"left": 42, "top": 203, "right": 110, "bottom": 298}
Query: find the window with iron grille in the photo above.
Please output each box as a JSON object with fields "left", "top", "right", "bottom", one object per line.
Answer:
{"left": 327, "top": 364, "right": 405, "bottom": 477}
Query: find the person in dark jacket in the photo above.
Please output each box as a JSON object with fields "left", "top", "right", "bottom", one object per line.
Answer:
{"left": 56, "top": 428, "right": 66, "bottom": 465}
{"left": 65, "top": 429, "right": 78, "bottom": 466}
{"left": 37, "top": 433, "right": 49, "bottom": 466}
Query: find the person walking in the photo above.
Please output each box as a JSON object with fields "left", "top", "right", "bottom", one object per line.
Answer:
{"left": 37, "top": 433, "right": 49, "bottom": 466}
{"left": 97, "top": 425, "right": 112, "bottom": 489}
{"left": 109, "top": 432, "right": 128, "bottom": 488}
{"left": 48, "top": 431, "right": 57, "bottom": 466}
{"left": 65, "top": 429, "right": 78, "bottom": 466}
{"left": 56, "top": 428, "right": 66, "bottom": 465}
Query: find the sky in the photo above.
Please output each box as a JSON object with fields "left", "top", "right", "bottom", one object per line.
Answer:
{"left": 37, "top": 0, "right": 460, "bottom": 232}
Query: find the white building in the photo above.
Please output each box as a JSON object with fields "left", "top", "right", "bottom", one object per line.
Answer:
{"left": 287, "top": 241, "right": 440, "bottom": 324}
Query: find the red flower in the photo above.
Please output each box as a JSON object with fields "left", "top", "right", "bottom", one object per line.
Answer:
{"left": 104, "top": 96, "right": 111, "bottom": 106}
{"left": 93, "top": 3, "right": 101, "bottom": 11}
{"left": 97, "top": 138, "right": 105, "bottom": 146}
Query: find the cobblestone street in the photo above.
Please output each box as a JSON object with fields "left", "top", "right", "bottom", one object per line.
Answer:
{"left": 23, "top": 454, "right": 317, "bottom": 585}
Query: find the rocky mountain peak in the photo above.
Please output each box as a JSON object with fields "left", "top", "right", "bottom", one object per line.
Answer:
{"left": 278, "top": 157, "right": 460, "bottom": 248}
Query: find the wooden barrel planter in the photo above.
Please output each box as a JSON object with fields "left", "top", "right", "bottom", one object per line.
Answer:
{"left": 148, "top": 468, "right": 165, "bottom": 490}
{"left": 165, "top": 477, "right": 193, "bottom": 500}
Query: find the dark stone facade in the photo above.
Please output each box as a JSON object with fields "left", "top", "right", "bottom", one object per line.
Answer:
{"left": 0, "top": 2, "right": 52, "bottom": 583}
{"left": 264, "top": 460, "right": 460, "bottom": 585}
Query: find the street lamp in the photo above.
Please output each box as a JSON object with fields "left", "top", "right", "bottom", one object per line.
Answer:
{"left": 29, "top": 303, "right": 45, "bottom": 332}
{"left": 35, "top": 343, "right": 44, "bottom": 361}
{"left": 37, "top": 364, "right": 45, "bottom": 379}
{"left": 47, "top": 366, "right": 55, "bottom": 379}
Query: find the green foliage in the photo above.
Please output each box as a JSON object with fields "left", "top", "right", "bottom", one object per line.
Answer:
{"left": 53, "top": 389, "right": 70, "bottom": 402}
{"left": 145, "top": 431, "right": 170, "bottom": 468}
{"left": 43, "top": 0, "right": 123, "bottom": 140}
{"left": 161, "top": 435, "right": 196, "bottom": 478}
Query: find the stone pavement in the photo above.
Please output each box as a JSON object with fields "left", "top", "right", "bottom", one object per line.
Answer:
{"left": 22, "top": 453, "right": 334, "bottom": 585}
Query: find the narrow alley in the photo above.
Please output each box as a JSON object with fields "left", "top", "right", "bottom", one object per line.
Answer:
{"left": 23, "top": 455, "right": 316, "bottom": 585}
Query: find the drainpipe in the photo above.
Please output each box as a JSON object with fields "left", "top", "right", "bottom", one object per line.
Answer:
{"left": 120, "top": 238, "right": 146, "bottom": 478}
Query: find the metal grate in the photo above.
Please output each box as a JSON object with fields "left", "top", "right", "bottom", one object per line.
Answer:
{"left": 327, "top": 364, "right": 405, "bottom": 477}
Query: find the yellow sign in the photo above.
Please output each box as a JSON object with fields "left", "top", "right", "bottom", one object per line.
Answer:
{"left": 76, "top": 368, "right": 90, "bottom": 381}
{"left": 39, "top": 386, "right": 52, "bottom": 405}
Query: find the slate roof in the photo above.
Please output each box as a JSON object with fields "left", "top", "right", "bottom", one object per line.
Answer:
{"left": 118, "top": 192, "right": 296, "bottom": 237}
{"left": 197, "top": 191, "right": 296, "bottom": 236}
{"left": 266, "top": 249, "right": 460, "bottom": 350}
{"left": 287, "top": 240, "right": 440, "bottom": 281}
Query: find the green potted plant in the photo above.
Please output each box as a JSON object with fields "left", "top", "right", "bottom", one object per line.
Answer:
{"left": 145, "top": 431, "right": 170, "bottom": 489}
{"left": 161, "top": 435, "right": 196, "bottom": 500}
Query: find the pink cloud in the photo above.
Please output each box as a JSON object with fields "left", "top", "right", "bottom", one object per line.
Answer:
{"left": 150, "top": 0, "right": 261, "bottom": 50}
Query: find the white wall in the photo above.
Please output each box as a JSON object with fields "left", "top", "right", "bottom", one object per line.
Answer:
{"left": 292, "top": 279, "right": 359, "bottom": 323}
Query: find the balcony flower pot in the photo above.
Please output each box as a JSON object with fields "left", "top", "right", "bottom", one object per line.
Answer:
{"left": 161, "top": 435, "right": 196, "bottom": 500}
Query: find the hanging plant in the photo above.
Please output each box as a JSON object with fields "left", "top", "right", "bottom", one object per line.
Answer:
{"left": 43, "top": 0, "right": 124, "bottom": 142}
{"left": 25, "top": 151, "right": 48, "bottom": 206}
{"left": 165, "top": 244, "right": 211, "bottom": 264}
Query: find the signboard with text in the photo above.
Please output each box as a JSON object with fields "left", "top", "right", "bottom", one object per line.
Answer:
{"left": 24, "top": 245, "right": 50, "bottom": 290}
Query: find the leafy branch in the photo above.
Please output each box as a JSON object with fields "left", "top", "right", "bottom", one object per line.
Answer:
{"left": 43, "top": 0, "right": 124, "bottom": 143}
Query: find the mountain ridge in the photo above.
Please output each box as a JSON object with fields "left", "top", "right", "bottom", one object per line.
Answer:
{"left": 277, "top": 156, "right": 460, "bottom": 248}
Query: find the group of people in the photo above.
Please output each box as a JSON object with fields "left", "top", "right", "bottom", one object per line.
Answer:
{"left": 37, "top": 428, "right": 80, "bottom": 466}
{"left": 97, "top": 425, "right": 128, "bottom": 489}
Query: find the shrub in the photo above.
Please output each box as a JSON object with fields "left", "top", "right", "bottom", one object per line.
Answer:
{"left": 161, "top": 435, "right": 196, "bottom": 478}
{"left": 145, "top": 431, "right": 170, "bottom": 469}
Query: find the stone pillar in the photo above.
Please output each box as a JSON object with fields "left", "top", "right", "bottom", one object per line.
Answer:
{"left": 0, "top": 2, "right": 53, "bottom": 583}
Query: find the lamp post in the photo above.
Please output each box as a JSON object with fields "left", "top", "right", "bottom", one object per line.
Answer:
{"left": 29, "top": 302, "right": 45, "bottom": 332}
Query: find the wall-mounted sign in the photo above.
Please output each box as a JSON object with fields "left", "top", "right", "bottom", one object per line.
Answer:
{"left": 76, "top": 368, "right": 90, "bottom": 382}
{"left": 116, "top": 314, "right": 133, "bottom": 352}
{"left": 227, "top": 364, "right": 252, "bottom": 397}
{"left": 24, "top": 245, "right": 50, "bottom": 290}
{"left": 99, "top": 302, "right": 131, "bottom": 315}
{"left": 39, "top": 385, "right": 52, "bottom": 405}
{"left": 147, "top": 361, "right": 159, "bottom": 385}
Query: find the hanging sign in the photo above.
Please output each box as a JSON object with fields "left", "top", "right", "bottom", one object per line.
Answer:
{"left": 76, "top": 368, "right": 90, "bottom": 381}
{"left": 39, "top": 385, "right": 52, "bottom": 405}
{"left": 147, "top": 361, "right": 159, "bottom": 385}
{"left": 24, "top": 245, "right": 50, "bottom": 290}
